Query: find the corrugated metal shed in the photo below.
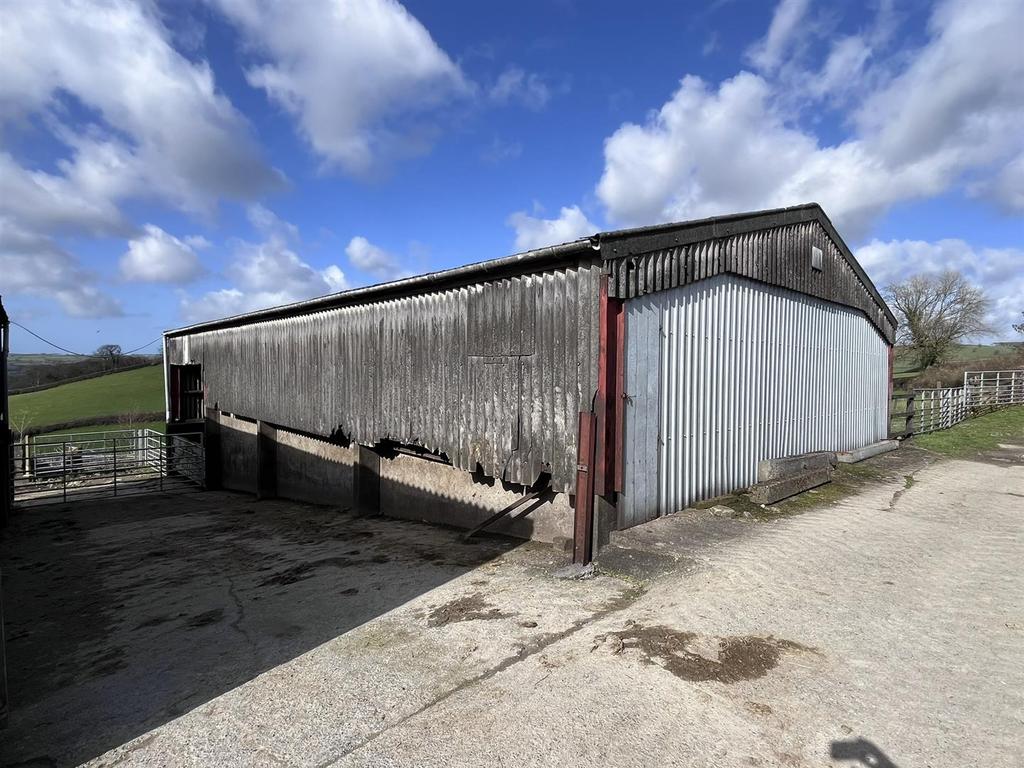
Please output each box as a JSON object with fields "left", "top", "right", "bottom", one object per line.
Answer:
{"left": 167, "top": 260, "right": 601, "bottom": 492}
{"left": 164, "top": 203, "right": 896, "bottom": 501}
{"left": 620, "top": 274, "right": 890, "bottom": 526}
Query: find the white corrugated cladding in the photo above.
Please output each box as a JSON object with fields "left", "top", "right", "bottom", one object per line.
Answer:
{"left": 620, "top": 273, "right": 889, "bottom": 527}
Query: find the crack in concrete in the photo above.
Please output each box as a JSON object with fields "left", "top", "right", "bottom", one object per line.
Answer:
{"left": 226, "top": 574, "right": 260, "bottom": 659}
{"left": 887, "top": 469, "right": 923, "bottom": 512}
{"left": 318, "top": 582, "right": 645, "bottom": 767}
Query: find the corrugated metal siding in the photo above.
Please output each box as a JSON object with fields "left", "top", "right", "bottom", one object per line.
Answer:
{"left": 166, "top": 263, "right": 601, "bottom": 493}
{"left": 620, "top": 274, "right": 890, "bottom": 527}
{"left": 607, "top": 220, "right": 895, "bottom": 343}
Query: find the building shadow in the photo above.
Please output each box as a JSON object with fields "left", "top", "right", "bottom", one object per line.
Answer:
{"left": 831, "top": 738, "right": 900, "bottom": 767}
{"left": 0, "top": 479, "right": 529, "bottom": 767}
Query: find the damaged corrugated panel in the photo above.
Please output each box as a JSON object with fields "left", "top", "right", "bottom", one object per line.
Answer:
{"left": 167, "top": 262, "right": 602, "bottom": 493}
{"left": 607, "top": 220, "right": 895, "bottom": 343}
{"left": 619, "top": 274, "right": 890, "bottom": 527}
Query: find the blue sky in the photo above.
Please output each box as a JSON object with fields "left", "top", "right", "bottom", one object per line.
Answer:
{"left": 2, "top": 0, "right": 1022, "bottom": 353}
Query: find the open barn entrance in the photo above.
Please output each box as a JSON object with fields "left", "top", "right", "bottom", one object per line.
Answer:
{"left": 11, "top": 429, "right": 205, "bottom": 508}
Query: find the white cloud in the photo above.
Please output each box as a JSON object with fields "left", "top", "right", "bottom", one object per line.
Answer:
{"left": 969, "top": 153, "right": 1024, "bottom": 213}
{"left": 321, "top": 265, "right": 350, "bottom": 292}
{"left": 345, "top": 236, "right": 405, "bottom": 280}
{"left": 0, "top": 152, "right": 128, "bottom": 237}
{"left": 855, "top": 0, "right": 1024, "bottom": 172}
{"left": 746, "top": 0, "right": 812, "bottom": 72}
{"left": 212, "top": 0, "right": 469, "bottom": 175}
{"left": 181, "top": 210, "right": 348, "bottom": 322}
{"left": 806, "top": 35, "right": 873, "bottom": 101}
{"left": 489, "top": 67, "right": 553, "bottom": 110}
{"left": 0, "top": 0, "right": 283, "bottom": 322}
{"left": 597, "top": 0, "right": 1024, "bottom": 239}
{"left": 0, "top": 0, "right": 281, "bottom": 218}
{"left": 480, "top": 137, "right": 524, "bottom": 165}
{"left": 507, "top": 206, "right": 596, "bottom": 251}
{"left": 247, "top": 203, "right": 299, "bottom": 240}
{"left": 856, "top": 238, "right": 1024, "bottom": 339}
{"left": 0, "top": 218, "right": 122, "bottom": 318}
{"left": 120, "top": 225, "right": 206, "bottom": 284}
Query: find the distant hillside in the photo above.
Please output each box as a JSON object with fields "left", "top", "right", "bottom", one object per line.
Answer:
{"left": 894, "top": 343, "right": 1024, "bottom": 388}
{"left": 893, "top": 343, "right": 1021, "bottom": 374}
{"left": 8, "top": 353, "right": 161, "bottom": 390}
{"left": 10, "top": 364, "right": 165, "bottom": 434}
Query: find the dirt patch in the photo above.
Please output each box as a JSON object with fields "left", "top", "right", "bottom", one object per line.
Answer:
{"left": 426, "top": 593, "right": 513, "bottom": 627}
{"left": 257, "top": 556, "right": 360, "bottom": 586}
{"left": 601, "top": 622, "right": 816, "bottom": 683}
{"left": 746, "top": 701, "right": 774, "bottom": 717}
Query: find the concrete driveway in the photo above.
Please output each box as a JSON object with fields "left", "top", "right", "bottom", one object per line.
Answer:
{"left": 2, "top": 442, "right": 1021, "bottom": 768}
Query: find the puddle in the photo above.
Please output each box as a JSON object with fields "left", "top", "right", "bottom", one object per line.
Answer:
{"left": 600, "top": 622, "right": 816, "bottom": 683}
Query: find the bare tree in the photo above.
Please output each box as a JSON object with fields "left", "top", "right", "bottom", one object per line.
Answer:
{"left": 95, "top": 343, "right": 122, "bottom": 368}
{"left": 885, "top": 270, "right": 992, "bottom": 369}
{"left": 1013, "top": 312, "right": 1023, "bottom": 336}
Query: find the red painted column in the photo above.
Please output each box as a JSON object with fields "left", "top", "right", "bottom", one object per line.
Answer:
{"left": 572, "top": 410, "right": 596, "bottom": 564}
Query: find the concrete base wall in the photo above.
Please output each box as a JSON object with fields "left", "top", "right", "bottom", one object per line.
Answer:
{"left": 377, "top": 452, "right": 574, "bottom": 543}
{"left": 217, "top": 412, "right": 257, "bottom": 494}
{"left": 208, "top": 411, "right": 573, "bottom": 543}
{"left": 274, "top": 428, "right": 356, "bottom": 507}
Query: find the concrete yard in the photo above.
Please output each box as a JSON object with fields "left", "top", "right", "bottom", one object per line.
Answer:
{"left": 1, "top": 443, "right": 1022, "bottom": 767}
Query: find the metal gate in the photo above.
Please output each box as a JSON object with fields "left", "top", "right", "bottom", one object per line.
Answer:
{"left": 11, "top": 429, "right": 205, "bottom": 507}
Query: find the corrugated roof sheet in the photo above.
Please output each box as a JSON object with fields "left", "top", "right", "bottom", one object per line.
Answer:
{"left": 165, "top": 203, "right": 895, "bottom": 339}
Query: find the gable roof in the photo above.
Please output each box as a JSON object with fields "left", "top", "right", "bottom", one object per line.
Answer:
{"left": 599, "top": 203, "right": 896, "bottom": 341}
{"left": 166, "top": 203, "right": 894, "bottom": 341}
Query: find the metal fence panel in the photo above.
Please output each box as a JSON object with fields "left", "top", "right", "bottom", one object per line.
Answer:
{"left": 12, "top": 429, "right": 204, "bottom": 507}
{"left": 915, "top": 369, "right": 1023, "bottom": 434}
{"left": 620, "top": 274, "right": 890, "bottom": 526}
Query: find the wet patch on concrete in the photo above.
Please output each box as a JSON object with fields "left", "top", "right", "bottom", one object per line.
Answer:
{"left": 426, "top": 593, "right": 513, "bottom": 627}
{"left": 598, "top": 622, "right": 816, "bottom": 683}
{"left": 135, "top": 614, "right": 173, "bottom": 630}
{"left": 257, "top": 556, "right": 355, "bottom": 586}
{"left": 186, "top": 609, "right": 225, "bottom": 629}
{"left": 91, "top": 647, "right": 127, "bottom": 677}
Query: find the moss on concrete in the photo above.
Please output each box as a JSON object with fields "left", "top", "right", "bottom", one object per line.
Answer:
{"left": 688, "top": 445, "right": 937, "bottom": 522}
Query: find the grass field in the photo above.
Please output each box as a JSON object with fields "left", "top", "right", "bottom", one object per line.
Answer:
{"left": 10, "top": 365, "right": 164, "bottom": 432}
{"left": 911, "top": 405, "right": 1024, "bottom": 457}
{"left": 36, "top": 421, "right": 167, "bottom": 439}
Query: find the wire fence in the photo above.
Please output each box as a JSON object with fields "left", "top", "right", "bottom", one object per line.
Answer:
{"left": 11, "top": 429, "right": 204, "bottom": 507}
